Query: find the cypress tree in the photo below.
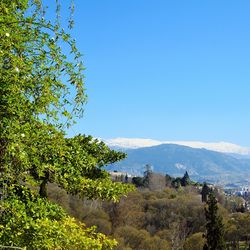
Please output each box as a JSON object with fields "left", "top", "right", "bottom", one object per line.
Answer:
{"left": 203, "top": 192, "right": 226, "bottom": 250}
{"left": 201, "top": 182, "right": 211, "bottom": 202}
{"left": 143, "top": 164, "right": 153, "bottom": 187}
{"left": 181, "top": 171, "right": 191, "bottom": 186}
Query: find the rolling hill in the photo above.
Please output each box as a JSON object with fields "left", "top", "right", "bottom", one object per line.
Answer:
{"left": 106, "top": 143, "right": 250, "bottom": 186}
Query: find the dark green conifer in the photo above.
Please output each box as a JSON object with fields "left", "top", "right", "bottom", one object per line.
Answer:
{"left": 181, "top": 171, "right": 191, "bottom": 186}
{"left": 201, "top": 182, "right": 211, "bottom": 202}
{"left": 143, "top": 164, "right": 153, "bottom": 187}
{"left": 203, "top": 192, "right": 226, "bottom": 250}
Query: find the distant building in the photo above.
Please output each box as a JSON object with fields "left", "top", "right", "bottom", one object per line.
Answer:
{"left": 108, "top": 170, "right": 132, "bottom": 182}
{"left": 235, "top": 186, "right": 250, "bottom": 196}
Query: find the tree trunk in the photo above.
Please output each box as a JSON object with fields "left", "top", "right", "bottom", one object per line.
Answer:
{"left": 39, "top": 178, "right": 48, "bottom": 198}
{"left": 39, "top": 171, "right": 49, "bottom": 198}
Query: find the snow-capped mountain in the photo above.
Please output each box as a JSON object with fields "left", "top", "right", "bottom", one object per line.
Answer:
{"left": 103, "top": 138, "right": 250, "bottom": 155}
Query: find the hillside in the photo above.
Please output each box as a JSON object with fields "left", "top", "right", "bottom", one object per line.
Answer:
{"left": 107, "top": 144, "right": 250, "bottom": 186}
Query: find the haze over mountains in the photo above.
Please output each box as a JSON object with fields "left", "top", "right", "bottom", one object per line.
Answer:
{"left": 104, "top": 138, "right": 250, "bottom": 187}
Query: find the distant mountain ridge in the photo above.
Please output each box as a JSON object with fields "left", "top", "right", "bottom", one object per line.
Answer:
{"left": 106, "top": 143, "right": 250, "bottom": 186}
{"left": 104, "top": 138, "right": 250, "bottom": 156}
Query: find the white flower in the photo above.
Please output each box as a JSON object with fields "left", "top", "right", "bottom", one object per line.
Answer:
{"left": 15, "top": 67, "right": 20, "bottom": 73}
{"left": 21, "top": 133, "right": 25, "bottom": 137}
{"left": 5, "top": 33, "right": 10, "bottom": 37}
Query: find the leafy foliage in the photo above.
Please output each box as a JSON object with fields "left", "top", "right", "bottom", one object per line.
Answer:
{"left": 0, "top": 0, "right": 133, "bottom": 201}
{"left": 114, "top": 226, "right": 170, "bottom": 250}
{"left": 0, "top": 0, "right": 85, "bottom": 126}
{"left": 0, "top": 186, "right": 116, "bottom": 249}
{"left": 184, "top": 232, "right": 205, "bottom": 250}
{"left": 0, "top": 0, "right": 134, "bottom": 248}
{"left": 49, "top": 171, "right": 250, "bottom": 250}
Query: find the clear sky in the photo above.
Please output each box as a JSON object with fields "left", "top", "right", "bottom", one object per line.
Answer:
{"left": 56, "top": 1, "right": 250, "bottom": 146}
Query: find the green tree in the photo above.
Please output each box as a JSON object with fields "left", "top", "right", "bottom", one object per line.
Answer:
{"left": 0, "top": 0, "right": 133, "bottom": 201}
{"left": 201, "top": 183, "right": 211, "bottom": 203}
{"left": 184, "top": 232, "right": 205, "bottom": 250}
{"left": 0, "top": 0, "right": 133, "bottom": 248}
{"left": 165, "top": 174, "right": 174, "bottom": 187}
{"left": 0, "top": 185, "right": 116, "bottom": 249}
{"left": 132, "top": 176, "right": 144, "bottom": 187}
{"left": 114, "top": 226, "right": 170, "bottom": 250}
{"left": 172, "top": 177, "right": 181, "bottom": 188}
{"left": 181, "top": 171, "right": 191, "bottom": 187}
{"left": 203, "top": 192, "right": 226, "bottom": 250}
{"left": 143, "top": 164, "right": 153, "bottom": 188}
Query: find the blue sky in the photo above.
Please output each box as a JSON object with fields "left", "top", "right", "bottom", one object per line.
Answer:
{"left": 54, "top": 1, "right": 250, "bottom": 146}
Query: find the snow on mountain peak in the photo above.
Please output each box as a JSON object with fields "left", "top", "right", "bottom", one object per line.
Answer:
{"left": 103, "top": 138, "right": 250, "bottom": 155}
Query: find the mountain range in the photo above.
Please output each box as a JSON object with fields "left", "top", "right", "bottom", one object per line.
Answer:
{"left": 104, "top": 138, "right": 250, "bottom": 187}
{"left": 104, "top": 138, "right": 250, "bottom": 155}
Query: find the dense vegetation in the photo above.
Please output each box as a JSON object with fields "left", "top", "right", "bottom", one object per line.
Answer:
{"left": 0, "top": 1, "right": 133, "bottom": 249}
{"left": 1, "top": 1, "right": 249, "bottom": 249}
{"left": 48, "top": 171, "right": 250, "bottom": 250}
